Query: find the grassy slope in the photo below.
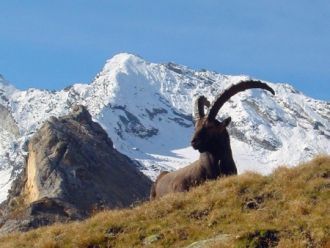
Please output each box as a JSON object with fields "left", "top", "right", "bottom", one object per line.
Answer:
{"left": 0, "top": 156, "right": 329, "bottom": 248}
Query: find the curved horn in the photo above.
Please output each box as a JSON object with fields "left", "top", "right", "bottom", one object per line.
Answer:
{"left": 194, "top": 95, "right": 211, "bottom": 121}
{"left": 207, "top": 80, "right": 275, "bottom": 120}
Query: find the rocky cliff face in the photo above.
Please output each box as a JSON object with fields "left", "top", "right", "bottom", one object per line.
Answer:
{"left": 0, "top": 105, "right": 152, "bottom": 234}
{"left": 0, "top": 104, "right": 20, "bottom": 138}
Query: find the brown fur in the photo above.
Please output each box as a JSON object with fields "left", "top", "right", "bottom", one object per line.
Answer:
{"left": 150, "top": 171, "right": 169, "bottom": 199}
{"left": 150, "top": 118, "right": 234, "bottom": 200}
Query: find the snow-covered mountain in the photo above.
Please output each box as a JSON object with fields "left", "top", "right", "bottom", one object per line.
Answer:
{"left": 0, "top": 53, "right": 329, "bottom": 202}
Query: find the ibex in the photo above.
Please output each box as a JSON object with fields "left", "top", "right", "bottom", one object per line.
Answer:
{"left": 150, "top": 80, "right": 275, "bottom": 200}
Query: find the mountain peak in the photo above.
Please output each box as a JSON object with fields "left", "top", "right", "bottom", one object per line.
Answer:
{"left": 103, "top": 53, "right": 146, "bottom": 72}
{"left": 109, "top": 52, "right": 143, "bottom": 61}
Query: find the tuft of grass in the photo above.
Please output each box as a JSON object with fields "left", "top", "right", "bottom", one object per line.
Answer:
{"left": 0, "top": 155, "right": 329, "bottom": 248}
{"left": 236, "top": 229, "right": 279, "bottom": 248}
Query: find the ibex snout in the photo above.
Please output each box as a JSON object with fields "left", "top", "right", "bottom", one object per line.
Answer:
{"left": 191, "top": 138, "right": 200, "bottom": 150}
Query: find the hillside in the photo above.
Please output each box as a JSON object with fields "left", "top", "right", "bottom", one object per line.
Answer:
{"left": 0, "top": 156, "right": 328, "bottom": 248}
{"left": 0, "top": 53, "right": 329, "bottom": 202}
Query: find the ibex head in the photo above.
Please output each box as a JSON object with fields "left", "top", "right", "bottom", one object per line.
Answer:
{"left": 191, "top": 80, "right": 275, "bottom": 153}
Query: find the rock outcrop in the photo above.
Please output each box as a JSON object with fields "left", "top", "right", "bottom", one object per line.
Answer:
{"left": 0, "top": 105, "right": 152, "bottom": 234}
{"left": 0, "top": 104, "right": 20, "bottom": 137}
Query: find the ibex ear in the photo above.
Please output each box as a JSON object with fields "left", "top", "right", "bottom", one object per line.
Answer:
{"left": 224, "top": 117, "right": 231, "bottom": 127}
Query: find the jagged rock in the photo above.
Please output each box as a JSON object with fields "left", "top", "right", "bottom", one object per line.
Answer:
{"left": 0, "top": 105, "right": 152, "bottom": 234}
{"left": 114, "top": 105, "right": 159, "bottom": 138}
{"left": 0, "top": 104, "right": 20, "bottom": 137}
{"left": 143, "top": 234, "right": 164, "bottom": 245}
{"left": 0, "top": 197, "right": 82, "bottom": 234}
{"left": 185, "top": 234, "right": 233, "bottom": 248}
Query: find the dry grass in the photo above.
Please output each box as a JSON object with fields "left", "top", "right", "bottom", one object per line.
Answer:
{"left": 0, "top": 155, "right": 329, "bottom": 248}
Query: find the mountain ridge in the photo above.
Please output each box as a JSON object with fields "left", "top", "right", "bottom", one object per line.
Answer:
{"left": 0, "top": 53, "right": 329, "bottom": 202}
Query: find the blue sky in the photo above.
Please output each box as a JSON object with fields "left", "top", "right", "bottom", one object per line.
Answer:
{"left": 0, "top": 1, "right": 329, "bottom": 100}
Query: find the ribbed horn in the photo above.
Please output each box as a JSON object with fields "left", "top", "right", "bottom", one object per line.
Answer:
{"left": 207, "top": 80, "right": 275, "bottom": 120}
{"left": 193, "top": 96, "right": 211, "bottom": 121}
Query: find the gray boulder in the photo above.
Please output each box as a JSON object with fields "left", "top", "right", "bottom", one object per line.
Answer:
{"left": 0, "top": 105, "right": 152, "bottom": 234}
